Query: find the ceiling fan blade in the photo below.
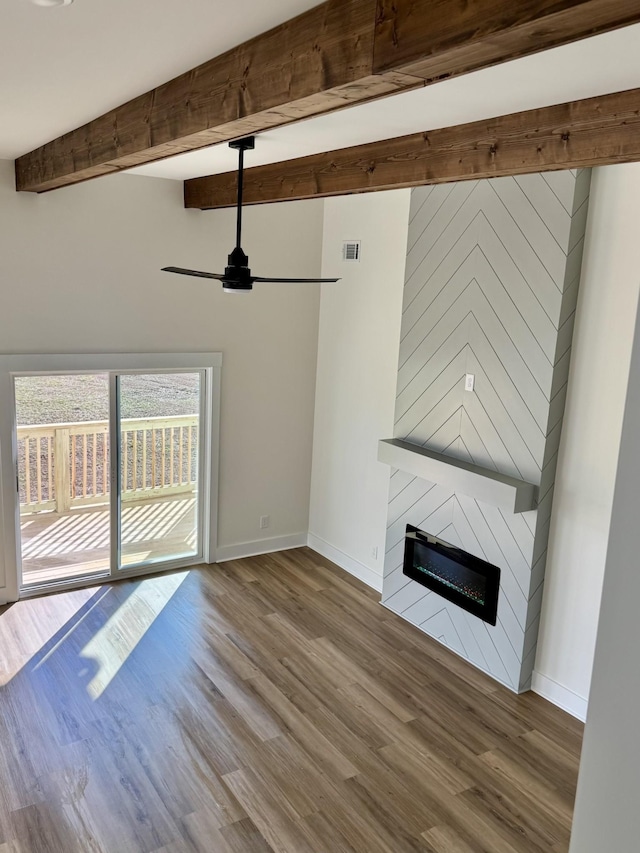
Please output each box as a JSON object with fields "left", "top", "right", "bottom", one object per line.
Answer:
{"left": 252, "top": 277, "right": 341, "bottom": 283}
{"left": 162, "top": 266, "right": 225, "bottom": 280}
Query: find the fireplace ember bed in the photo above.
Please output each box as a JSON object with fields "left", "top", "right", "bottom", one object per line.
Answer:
{"left": 403, "top": 525, "right": 501, "bottom": 626}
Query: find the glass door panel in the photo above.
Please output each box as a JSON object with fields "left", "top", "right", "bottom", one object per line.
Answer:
{"left": 117, "top": 372, "right": 201, "bottom": 569}
{"left": 15, "top": 373, "right": 111, "bottom": 587}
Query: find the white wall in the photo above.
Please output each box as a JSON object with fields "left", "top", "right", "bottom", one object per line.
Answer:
{"left": 0, "top": 161, "right": 323, "bottom": 584}
{"left": 568, "top": 269, "right": 640, "bottom": 852}
{"left": 308, "top": 190, "right": 410, "bottom": 590}
{"left": 533, "top": 163, "right": 640, "bottom": 719}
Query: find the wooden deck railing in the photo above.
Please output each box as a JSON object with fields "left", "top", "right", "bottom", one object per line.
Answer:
{"left": 18, "top": 415, "right": 198, "bottom": 515}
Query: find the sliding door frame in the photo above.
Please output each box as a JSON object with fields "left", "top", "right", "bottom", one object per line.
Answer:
{"left": 0, "top": 352, "right": 221, "bottom": 604}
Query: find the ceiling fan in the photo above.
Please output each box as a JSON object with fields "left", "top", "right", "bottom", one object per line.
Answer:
{"left": 162, "top": 136, "right": 340, "bottom": 293}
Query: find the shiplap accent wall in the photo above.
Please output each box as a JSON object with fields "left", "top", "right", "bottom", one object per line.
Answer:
{"left": 381, "top": 171, "right": 591, "bottom": 692}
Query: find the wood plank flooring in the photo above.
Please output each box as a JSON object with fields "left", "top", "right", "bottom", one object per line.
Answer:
{"left": 0, "top": 548, "right": 583, "bottom": 852}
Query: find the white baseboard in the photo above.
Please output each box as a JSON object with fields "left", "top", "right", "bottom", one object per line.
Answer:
{"left": 307, "top": 533, "right": 383, "bottom": 592}
{"left": 216, "top": 533, "right": 307, "bottom": 564}
{"left": 532, "top": 671, "right": 588, "bottom": 722}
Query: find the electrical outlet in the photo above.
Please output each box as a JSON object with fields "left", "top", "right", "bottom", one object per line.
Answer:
{"left": 465, "top": 373, "right": 475, "bottom": 392}
{"left": 260, "top": 515, "right": 270, "bottom": 530}
{"left": 371, "top": 545, "right": 378, "bottom": 560}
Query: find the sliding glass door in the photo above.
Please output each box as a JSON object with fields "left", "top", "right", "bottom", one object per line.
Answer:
{"left": 15, "top": 372, "right": 111, "bottom": 586}
{"left": 116, "top": 372, "right": 202, "bottom": 570}
{"left": 0, "top": 353, "right": 221, "bottom": 600}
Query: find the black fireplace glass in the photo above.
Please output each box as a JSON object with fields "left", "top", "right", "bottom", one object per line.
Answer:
{"left": 403, "top": 525, "right": 500, "bottom": 625}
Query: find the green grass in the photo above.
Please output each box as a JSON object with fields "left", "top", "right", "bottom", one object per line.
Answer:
{"left": 15, "top": 373, "right": 200, "bottom": 426}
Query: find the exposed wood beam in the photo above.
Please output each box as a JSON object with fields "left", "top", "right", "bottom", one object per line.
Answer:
{"left": 16, "top": 0, "right": 640, "bottom": 193}
{"left": 184, "top": 87, "right": 640, "bottom": 209}
{"left": 373, "top": 0, "right": 640, "bottom": 82}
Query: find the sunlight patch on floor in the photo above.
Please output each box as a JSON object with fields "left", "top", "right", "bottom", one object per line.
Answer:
{"left": 79, "top": 571, "right": 189, "bottom": 700}
{"left": 33, "top": 587, "right": 113, "bottom": 673}
{"left": 0, "top": 586, "right": 103, "bottom": 685}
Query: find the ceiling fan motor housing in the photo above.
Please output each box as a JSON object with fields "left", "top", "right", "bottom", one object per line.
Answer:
{"left": 227, "top": 246, "right": 250, "bottom": 270}
{"left": 224, "top": 246, "right": 253, "bottom": 290}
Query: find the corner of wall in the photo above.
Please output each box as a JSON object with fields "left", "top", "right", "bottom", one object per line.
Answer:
{"left": 534, "top": 163, "right": 640, "bottom": 717}
{"left": 308, "top": 190, "right": 411, "bottom": 592}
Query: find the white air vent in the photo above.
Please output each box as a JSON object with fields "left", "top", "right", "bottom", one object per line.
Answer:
{"left": 342, "top": 241, "right": 361, "bottom": 262}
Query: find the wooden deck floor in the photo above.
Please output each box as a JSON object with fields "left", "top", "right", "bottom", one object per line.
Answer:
{"left": 0, "top": 549, "right": 583, "bottom": 852}
{"left": 20, "top": 494, "right": 197, "bottom": 586}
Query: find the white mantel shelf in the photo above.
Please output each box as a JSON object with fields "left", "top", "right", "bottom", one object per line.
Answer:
{"left": 378, "top": 438, "right": 537, "bottom": 514}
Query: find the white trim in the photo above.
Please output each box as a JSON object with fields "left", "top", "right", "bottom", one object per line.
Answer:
{"left": 531, "top": 671, "right": 588, "bottom": 721}
{"left": 216, "top": 533, "right": 307, "bottom": 563}
{"left": 0, "top": 352, "right": 222, "bottom": 372}
{"left": 203, "top": 364, "right": 221, "bottom": 565}
{"left": 307, "top": 533, "right": 383, "bottom": 592}
{"left": 0, "top": 367, "right": 19, "bottom": 603}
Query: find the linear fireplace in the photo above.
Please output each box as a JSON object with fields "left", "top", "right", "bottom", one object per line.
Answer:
{"left": 403, "top": 525, "right": 500, "bottom": 625}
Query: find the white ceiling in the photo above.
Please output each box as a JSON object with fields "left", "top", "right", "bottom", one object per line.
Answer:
{"left": 0, "top": 0, "right": 320, "bottom": 159}
{"left": 3, "top": 1, "right": 640, "bottom": 182}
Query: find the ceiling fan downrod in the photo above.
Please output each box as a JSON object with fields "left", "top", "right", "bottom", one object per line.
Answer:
{"left": 225, "top": 136, "right": 255, "bottom": 285}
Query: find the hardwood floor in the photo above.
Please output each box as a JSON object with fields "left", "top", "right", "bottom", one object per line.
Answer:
{"left": 0, "top": 548, "right": 583, "bottom": 852}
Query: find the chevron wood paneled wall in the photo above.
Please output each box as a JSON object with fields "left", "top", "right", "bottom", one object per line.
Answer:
{"left": 381, "top": 170, "right": 591, "bottom": 692}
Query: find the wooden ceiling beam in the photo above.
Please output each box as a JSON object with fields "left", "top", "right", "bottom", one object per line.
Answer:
{"left": 16, "top": 0, "right": 640, "bottom": 193}
{"left": 183, "top": 87, "right": 640, "bottom": 208}
{"left": 373, "top": 0, "right": 640, "bottom": 82}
